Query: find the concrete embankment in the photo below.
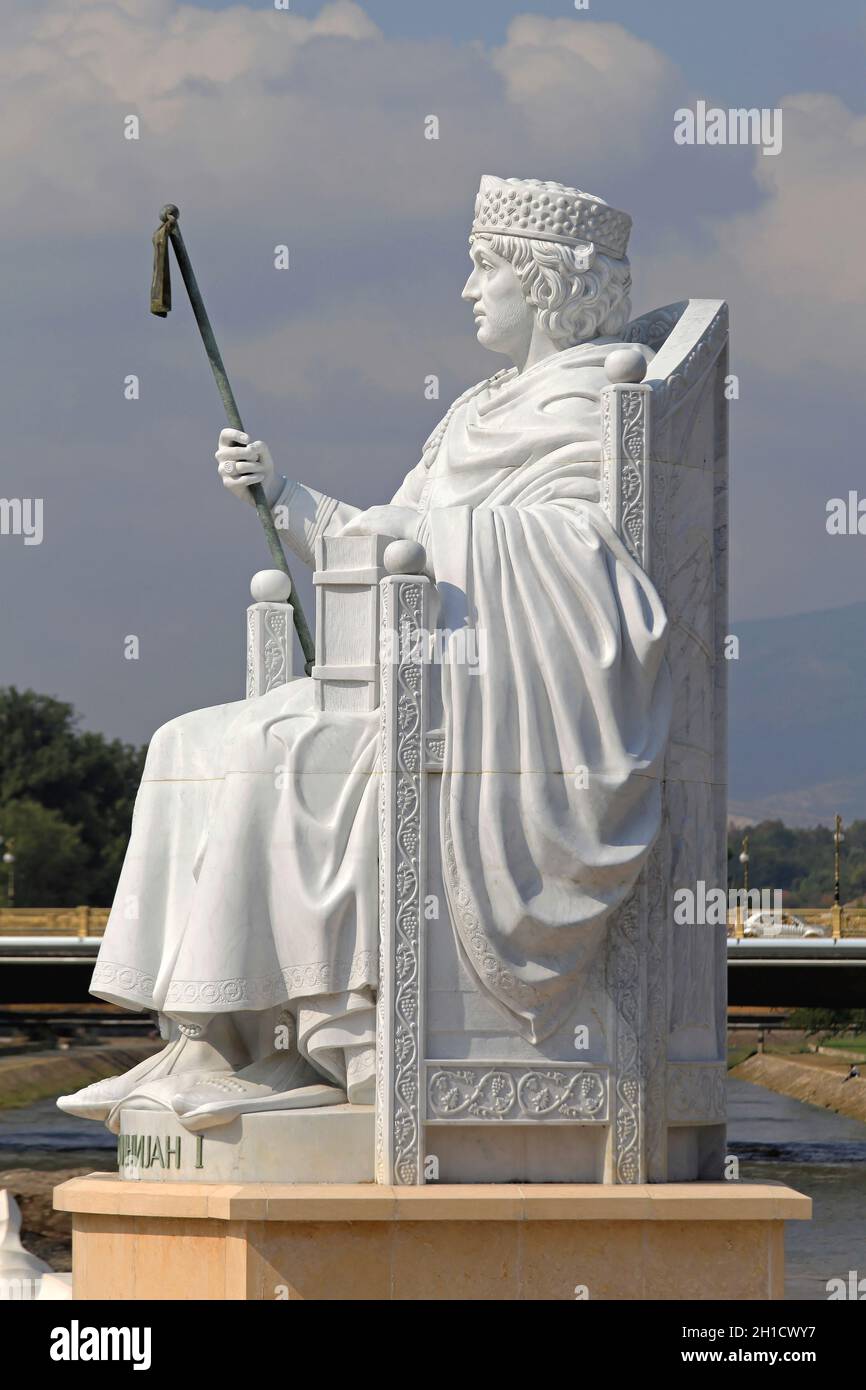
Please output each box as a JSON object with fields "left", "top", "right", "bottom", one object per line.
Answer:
{"left": 816, "top": 1045, "right": 866, "bottom": 1063}
{"left": 0, "top": 1042, "right": 159, "bottom": 1109}
{"left": 732, "top": 1052, "right": 866, "bottom": 1125}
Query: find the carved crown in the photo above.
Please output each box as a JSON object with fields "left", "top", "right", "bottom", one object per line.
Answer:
{"left": 471, "top": 175, "right": 632, "bottom": 260}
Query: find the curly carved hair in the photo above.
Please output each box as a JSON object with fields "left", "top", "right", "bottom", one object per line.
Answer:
{"left": 470, "top": 233, "right": 632, "bottom": 345}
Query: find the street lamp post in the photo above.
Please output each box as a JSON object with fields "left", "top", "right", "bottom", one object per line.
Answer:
{"left": 0, "top": 838, "right": 16, "bottom": 909}
{"left": 833, "top": 814, "right": 845, "bottom": 939}
{"left": 736, "top": 835, "right": 750, "bottom": 937}
{"left": 739, "top": 835, "right": 750, "bottom": 896}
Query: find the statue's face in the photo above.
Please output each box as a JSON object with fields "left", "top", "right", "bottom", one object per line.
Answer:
{"left": 462, "top": 241, "right": 534, "bottom": 361}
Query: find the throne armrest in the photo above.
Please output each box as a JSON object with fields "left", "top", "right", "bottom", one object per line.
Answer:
{"left": 311, "top": 534, "right": 392, "bottom": 711}
{"left": 245, "top": 570, "right": 295, "bottom": 698}
{"left": 310, "top": 533, "right": 436, "bottom": 715}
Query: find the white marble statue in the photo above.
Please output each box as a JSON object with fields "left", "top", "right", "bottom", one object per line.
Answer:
{"left": 59, "top": 176, "right": 671, "bottom": 1137}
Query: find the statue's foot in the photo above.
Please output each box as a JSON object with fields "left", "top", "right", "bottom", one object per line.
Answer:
{"left": 171, "top": 1051, "right": 346, "bottom": 1132}
{"left": 60, "top": 1019, "right": 250, "bottom": 1127}
{"left": 105, "top": 1072, "right": 233, "bottom": 1134}
{"left": 56, "top": 1033, "right": 195, "bottom": 1122}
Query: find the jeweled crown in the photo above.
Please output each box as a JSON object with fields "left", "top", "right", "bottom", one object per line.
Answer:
{"left": 471, "top": 175, "right": 631, "bottom": 260}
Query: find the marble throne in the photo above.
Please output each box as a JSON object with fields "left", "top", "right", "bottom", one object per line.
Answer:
{"left": 249, "top": 297, "right": 730, "bottom": 1187}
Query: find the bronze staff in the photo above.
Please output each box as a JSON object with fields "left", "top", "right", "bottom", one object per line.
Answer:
{"left": 151, "top": 203, "right": 315, "bottom": 674}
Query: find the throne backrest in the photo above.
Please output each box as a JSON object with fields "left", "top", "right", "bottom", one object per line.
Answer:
{"left": 603, "top": 299, "right": 728, "bottom": 569}
{"left": 599, "top": 296, "right": 729, "bottom": 937}
{"left": 605, "top": 297, "right": 729, "bottom": 879}
{"left": 597, "top": 298, "right": 729, "bottom": 1182}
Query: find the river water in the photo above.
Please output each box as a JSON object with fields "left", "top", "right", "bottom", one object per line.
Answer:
{"left": 727, "top": 1077, "right": 866, "bottom": 1301}
{"left": 1, "top": 1079, "right": 864, "bottom": 1300}
{"left": 0, "top": 1093, "right": 116, "bottom": 1170}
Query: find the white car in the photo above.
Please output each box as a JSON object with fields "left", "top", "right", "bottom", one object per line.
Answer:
{"left": 743, "top": 911, "right": 825, "bottom": 939}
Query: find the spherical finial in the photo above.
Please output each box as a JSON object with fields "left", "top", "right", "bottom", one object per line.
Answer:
{"left": 384, "top": 540, "right": 426, "bottom": 575}
{"left": 160, "top": 204, "right": 180, "bottom": 222}
{"left": 250, "top": 569, "right": 292, "bottom": 603}
{"left": 604, "top": 346, "right": 647, "bottom": 385}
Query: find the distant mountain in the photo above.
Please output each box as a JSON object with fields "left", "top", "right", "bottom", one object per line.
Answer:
{"left": 728, "top": 601, "right": 866, "bottom": 827}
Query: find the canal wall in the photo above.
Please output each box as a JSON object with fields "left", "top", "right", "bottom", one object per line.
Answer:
{"left": 733, "top": 1053, "right": 866, "bottom": 1125}
{"left": 0, "top": 1042, "right": 159, "bottom": 1109}
{"left": 816, "top": 1045, "right": 866, "bottom": 1063}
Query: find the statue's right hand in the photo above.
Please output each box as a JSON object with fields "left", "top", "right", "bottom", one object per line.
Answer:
{"left": 216, "top": 429, "right": 280, "bottom": 506}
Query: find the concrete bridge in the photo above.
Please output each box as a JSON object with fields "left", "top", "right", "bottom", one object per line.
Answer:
{"left": 2, "top": 926, "right": 866, "bottom": 1011}
{"left": 727, "top": 938, "right": 866, "bottom": 1008}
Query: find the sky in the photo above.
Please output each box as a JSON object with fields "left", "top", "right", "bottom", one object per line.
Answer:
{"left": 1, "top": 0, "right": 865, "bottom": 746}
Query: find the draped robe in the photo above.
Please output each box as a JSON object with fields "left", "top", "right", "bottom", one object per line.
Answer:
{"left": 91, "top": 336, "right": 671, "bottom": 1069}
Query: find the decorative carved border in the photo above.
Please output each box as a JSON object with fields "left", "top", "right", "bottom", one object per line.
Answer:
{"left": 624, "top": 302, "right": 686, "bottom": 353}
{"left": 246, "top": 602, "right": 292, "bottom": 698}
{"left": 620, "top": 391, "right": 648, "bottom": 564}
{"left": 601, "top": 379, "right": 654, "bottom": 1184}
{"left": 653, "top": 303, "right": 729, "bottom": 421}
{"left": 246, "top": 609, "right": 255, "bottom": 698}
{"left": 600, "top": 392, "right": 613, "bottom": 516}
{"left": 600, "top": 384, "right": 651, "bottom": 573}
{"left": 426, "top": 1063, "right": 609, "bottom": 1123}
{"left": 376, "top": 577, "right": 428, "bottom": 1184}
{"left": 424, "top": 730, "right": 445, "bottom": 769}
{"left": 607, "top": 888, "right": 643, "bottom": 1183}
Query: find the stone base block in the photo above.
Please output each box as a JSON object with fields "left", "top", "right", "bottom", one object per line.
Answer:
{"left": 54, "top": 1178, "right": 810, "bottom": 1301}
{"left": 116, "top": 1105, "right": 374, "bottom": 1183}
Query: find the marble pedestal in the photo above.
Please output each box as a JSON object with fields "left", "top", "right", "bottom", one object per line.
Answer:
{"left": 54, "top": 1177, "right": 810, "bottom": 1301}
{"left": 115, "top": 1106, "right": 374, "bottom": 1184}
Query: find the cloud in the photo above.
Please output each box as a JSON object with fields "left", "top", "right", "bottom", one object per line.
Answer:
{"left": 4, "top": 1, "right": 863, "bottom": 429}
{"left": 490, "top": 15, "right": 682, "bottom": 167}
{"left": 2, "top": 0, "right": 865, "bottom": 742}
{"left": 639, "top": 91, "right": 866, "bottom": 376}
{"left": 2, "top": 2, "right": 690, "bottom": 242}
{"left": 229, "top": 297, "right": 476, "bottom": 405}
{"left": 3, "top": 2, "right": 389, "bottom": 236}
{"left": 0, "top": 1, "right": 711, "bottom": 418}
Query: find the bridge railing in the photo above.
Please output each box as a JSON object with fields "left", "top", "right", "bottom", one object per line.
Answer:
{"left": 0, "top": 907, "right": 110, "bottom": 938}
{"left": 726, "top": 905, "right": 866, "bottom": 939}
{"left": 2, "top": 904, "right": 865, "bottom": 941}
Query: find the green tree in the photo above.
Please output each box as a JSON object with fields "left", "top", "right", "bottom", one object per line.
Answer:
{"left": 787, "top": 1008, "right": 866, "bottom": 1036}
{"left": 0, "top": 798, "right": 88, "bottom": 907}
{"left": 0, "top": 688, "right": 146, "bottom": 907}
{"left": 728, "top": 819, "right": 866, "bottom": 907}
